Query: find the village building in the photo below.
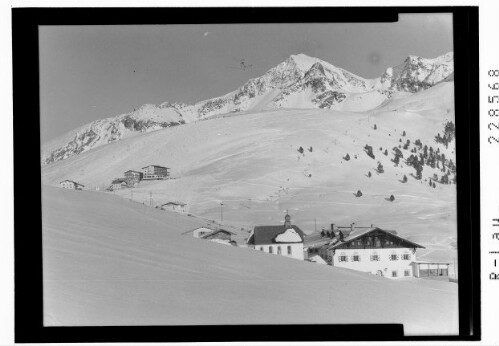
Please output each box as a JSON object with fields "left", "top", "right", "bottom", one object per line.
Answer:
{"left": 315, "top": 224, "right": 424, "bottom": 279}
{"left": 110, "top": 178, "right": 127, "bottom": 191}
{"left": 124, "top": 170, "right": 143, "bottom": 182}
{"left": 182, "top": 227, "right": 236, "bottom": 246}
{"left": 59, "top": 180, "right": 84, "bottom": 190}
{"left": 141, "top": 165, "right": 170, "bottom": 180}
{"left": 184, "top": 227, "right": 217, "bottom": 239}
{"left": 246, "top": 213, "right": 305, "bottom": 260}
{"left": 160, "top": 202, "right": 187, "bottom": 213}
{"left": 411, "top": 260, "right": 451, "bottom": 279}
{"left": 201, "top": 229, "right": 235, "bottom": 242}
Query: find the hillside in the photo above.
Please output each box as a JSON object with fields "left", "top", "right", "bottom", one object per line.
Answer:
{"left": 42, "top": 81, "right": 457, "bottom": 268}
{"left": 41, "top": 52, "right": 453, "bottom": 165}
{"left": 42, "top": 186, "right": 458, "bottom": 335}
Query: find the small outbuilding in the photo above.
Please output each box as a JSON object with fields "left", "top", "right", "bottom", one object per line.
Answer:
{"left": 185, "top": 227, "right": 217, "bottom": 239}
{"left": 60, "top": 180, "right": 84, "bottom": 190}
{"left": 110, "top": 178, "right": 127, "bottom": 191}
{"left": 160, "top": 202, "right": 187, "bottom": 213}
{"left": 201, "top": 229, "right": 235, "bottom": 242}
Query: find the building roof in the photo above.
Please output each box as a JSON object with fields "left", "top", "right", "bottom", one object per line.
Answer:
{"left": 327, "top": 227, "right": 424, "bottom": 250}
{"left": 162, "top": 202, "right": 187, "bottom": 206}
{"left": 247, "top": 225, "right": 305, "bottom": 245}
{"left": 201, "top": 229, "right": 236, "bottom": 238}
{"left": 141, "top": 165, "right": 170, "bottom": 169}
{"left": 111, "top": 178, "right": 126, "bottom": 184}
{"left": 181, "top": 227, "right": 217, "bottom": 235}
{"left": 124, "top": 170, "right": 142, "bottom": 174}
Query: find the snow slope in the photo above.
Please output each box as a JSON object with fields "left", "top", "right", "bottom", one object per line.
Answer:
{"left": 42, "top": 81, "right": 457, "bottom": 269}
{"left": 42, "top": 186, "right": 458, "bottom": 334}
{"left": 41, "top": 52, "right": 453, "bottom": 165}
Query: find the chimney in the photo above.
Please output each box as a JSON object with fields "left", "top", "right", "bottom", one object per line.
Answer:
{"left": 330, "top": 224, "right": 336, "bottom": 238}
{"left": 338, "top": 230, "right": 344, "bottom": 242}
{"left": 350, "top": 222, "right": 355, "bottom": 231}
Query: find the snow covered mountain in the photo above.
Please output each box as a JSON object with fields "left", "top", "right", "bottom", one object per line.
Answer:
{"left": 375, "top": 52, "right": 454, "bottom": 92}
{"left": 41, "top": 52, "right": 453, "bottom": 165}
{"left": 41, "top": 103, "right": 189, "bottom": 166}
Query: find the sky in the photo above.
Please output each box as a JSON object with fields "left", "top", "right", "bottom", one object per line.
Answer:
{"left": 39, "top": 14, "right": 453, "bottom": 144}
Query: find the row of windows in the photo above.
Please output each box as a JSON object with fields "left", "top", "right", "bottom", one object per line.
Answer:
{"left": 260, "top": 245, "right": 292, "bottom": 255}
{"left": 350, "top": 238, "right": 395, "bottom": 247}
{"left": 392, "top": 270, "right": 411, "bottom": 277}
{"left": 338, "top": 253, "right": 411, "bottom": 262}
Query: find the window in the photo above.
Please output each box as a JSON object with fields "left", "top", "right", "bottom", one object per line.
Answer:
{"left": 260, "top": 247, "right": 264, "bottom": 251}
{"left": 392, "top": 271, "right": 398, "bottom": 277}
{"left": 370, "top": 253, "right": 380, "bottom": 261}
{"left": 402, "top": 253, "right": 411, "bottom": 260}
{"left": 277, "top": 246, "right": 282, "bottom": 255}
{"left": 352, "top": 255, "right": 360, "bottom": 262}
{"left": 269, "top": 246, "right": 273, "bottom": 254}
{"left": 287, "top": 246, "right": 292, "bottom": 255}
{"left": 404, "top": 270, "right": 411, "bottom": 277}
{"left": 389, "top": 254, "right": 398, "bottom": 261}
{"left": 338, "top": 256, "right": 348, "bottom": 262}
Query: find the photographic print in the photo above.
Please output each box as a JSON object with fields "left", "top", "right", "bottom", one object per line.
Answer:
{"left": 39, "top": 13, "right": 459, "bottom": 336}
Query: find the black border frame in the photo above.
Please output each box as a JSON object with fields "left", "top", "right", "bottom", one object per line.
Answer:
{"left": 13, "top": 6, "right": 480, "bottom": 343}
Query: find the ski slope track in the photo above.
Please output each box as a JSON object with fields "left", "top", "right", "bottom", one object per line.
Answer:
{"left": 42, "top": 186, "right": 458, "bottom": 334}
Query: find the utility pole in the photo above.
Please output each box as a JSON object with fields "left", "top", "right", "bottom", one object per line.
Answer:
{"left": 314, "top": 218, "right": 317, "bottom": 233}
{"left": 220, "top": 202, "right": 224, "bottom": 222}
{"left": 149, "top": 191, "right": 153, "bottom": 206}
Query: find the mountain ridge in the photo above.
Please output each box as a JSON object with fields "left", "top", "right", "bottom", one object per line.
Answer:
{"left": 41, "top": 52, "right": 453, "bottom": 166}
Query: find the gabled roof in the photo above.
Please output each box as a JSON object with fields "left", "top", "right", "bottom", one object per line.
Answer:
{"left": 162, "top": 202, "right": 186, "bottom": 206}
{"left": 142, "top": 165, "right": 170, "bottom": 169}
{"left": 327, "top": 227, "right": 424, "bottom": 250}
{"left": 111, "top": 178, "right": 126, "bottom": 184}
{"left": 201, "top": 229, "right": 236, "bottom": 238}
{"left": 124, "top": 170, "right": 142, "bottom": 174}
{"left": 181, "top": 227, "right": 217, "bottom": 235}
{"left": 247, "top": 225, "right": 305, "bottom": 245}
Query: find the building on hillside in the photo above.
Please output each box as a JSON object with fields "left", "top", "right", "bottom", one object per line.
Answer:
{"left": 183, "top": 227, "right": 217, "bottom": 239}
{"left": 246, "top": 213, "right": 305, "bottom": 260}
{"left": 124, "top": 170, "right": 143, "bottom": 182}
{"left": 110, "top": 178, "right": 127, "bottom": 191}
{"left": 160, "top": 202, "right": 187, "bottom": 213}
{"left": 317, "top": 224, "right": 424, "bottom": 278}
{"left": 411, "top": 261, "right": 451, "bottom": 279}
{"left": 201, "top": 229, "right": 235, "bottom": 242}
{"left": 60, "top": 180, "right": 84, "bottom": 190}
{"left": 141, "top": 165, "right": 170, "bottom": 180}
